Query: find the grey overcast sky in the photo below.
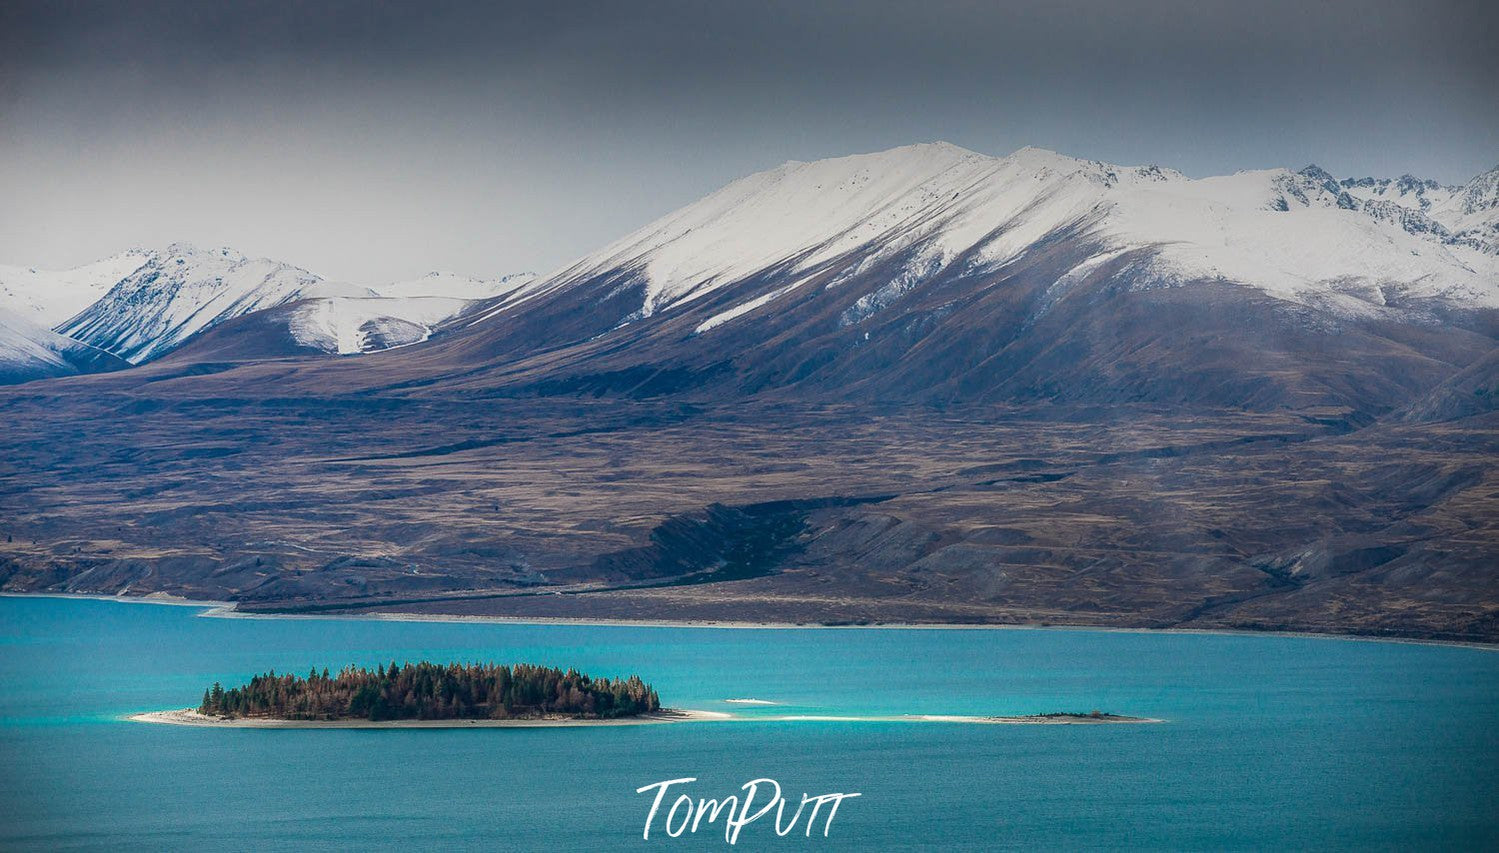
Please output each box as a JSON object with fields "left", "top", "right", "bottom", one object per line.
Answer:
{"left": 1, "top": 1, "right": 1495, "bottom": 282}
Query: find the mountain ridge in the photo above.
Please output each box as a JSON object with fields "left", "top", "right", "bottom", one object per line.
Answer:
{"left": 1, "top": 143, "right": 1496, "bottom": 641}
{"left": 0, "top": 244, "right": 536, "bottom": 377}
{"left": 5, "top": 143, "right": 1493, "bottom": 395}
{"left": 479, "top": 142, "right": 1498, "bottom": 333}
{"left": 358, "top": 142, "right": 1497, "bottom": 416}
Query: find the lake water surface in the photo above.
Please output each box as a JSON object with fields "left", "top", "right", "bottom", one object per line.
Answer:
{"left": 1, "top": 596, "right": 1495, "bottom": 850}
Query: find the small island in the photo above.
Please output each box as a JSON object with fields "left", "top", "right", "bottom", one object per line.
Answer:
{"left": 192, "top": 661, "right": 663, "bottom": 723}
{"left": 981, "top": 711, "right": 1157, "bottom": 724}
{"left": 128, "top": 664, "right": 1159, "bottom": 728}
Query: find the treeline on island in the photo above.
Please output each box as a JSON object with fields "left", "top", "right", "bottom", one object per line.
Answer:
{"left": 198, "top": 661, "right": 661, "bottom": 721}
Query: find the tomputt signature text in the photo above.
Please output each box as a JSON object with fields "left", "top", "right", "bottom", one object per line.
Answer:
{"left": 636, "top": 777, "right": 860, "bottom": 844}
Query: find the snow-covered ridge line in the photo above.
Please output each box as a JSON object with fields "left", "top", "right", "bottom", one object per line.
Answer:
{"left": 0, "top": 243, "right": 537, "bottom": 365}
{"left": 481, "top": 142, "right": 1498, "bottom": 338}
{"left": 55, "top": 244, "right": 337, "bottom": 363}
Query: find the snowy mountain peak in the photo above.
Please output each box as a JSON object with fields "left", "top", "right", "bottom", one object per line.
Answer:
{"left": 55, "top": 245, "right": 331, "bottom": 363}
{"left": 1004, "top": 144, "right": 1079, "bottom": 164}
{"left": 1450, "top": 165, "right": 1499, "bottom": 215}
{"left": 780, "top": 141, "right": 984, "bottom": 183}
{"left": 149, "top": 242, "right": 330, "bottom": 282}
{"left": 1130, "top": 164, "right": 1185, "bottom": 183}
{"left": 1396, "top": 174, "right": 1442, "bottom": 193}
{"left": 1274, "top": 168, "right": 1356, "bottom": 211}
{"left": 998, "top": 146, "right": 1117, "bottom": 183}
{"left": 162, "top": 241, "right": 237, "bottom": 259}
{"left": 1420, "top": 165, "right": 1499, "bottom": 254}
{"left": 1339, "top": 172, "right": 1458, "bottom": 215}
{"left": 1297, "top": 164, "right": 1338, "bottom": 184}
{"left": 0, "top": 240, "right": 540, "bottom": 372}
{"left": 494, "top": 143, "right": 1499, "bottom": 336}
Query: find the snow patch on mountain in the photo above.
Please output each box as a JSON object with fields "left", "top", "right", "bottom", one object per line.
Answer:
{"left": 694, "top": 275, "right": 814, "bottom": 334}
{"left": 286, "top": 296, "right": 475, "bottom": 354}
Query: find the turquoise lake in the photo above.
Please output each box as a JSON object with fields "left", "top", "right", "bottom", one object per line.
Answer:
{"left": 1, "top": 595, "right": 1496, "bottom": 850}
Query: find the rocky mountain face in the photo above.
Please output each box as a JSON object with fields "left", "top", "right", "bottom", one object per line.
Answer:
{"left": 1334, "top": 164, "right": 1499, "bottom": 254}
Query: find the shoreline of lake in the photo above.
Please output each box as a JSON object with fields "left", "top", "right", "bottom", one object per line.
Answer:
{"left": 7, "top": 592, "right": 1493, "bottom": 651}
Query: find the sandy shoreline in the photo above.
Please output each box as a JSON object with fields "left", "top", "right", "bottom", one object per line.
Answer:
{"left": 128, "top": 708, "right": 1160, "bottom": 728}
{"left": 8, "top": 592, "right": 1493, "bottom": 651}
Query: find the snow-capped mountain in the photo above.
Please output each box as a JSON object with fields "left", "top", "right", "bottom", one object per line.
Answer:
{"left": 4, "top": 144, "right": 1494, "bottom": 411}
{"left": 54, "top": 244, "right": 362, "bottom": 363}
{"left": 1338, "top": 173, "right": 1458, "bottom": 212}
{"left": 43, "top": 245, "right": 535, "bottom": 364}
{"left": 0, "top": 307, "right": 129, "bottom": 384}
{"left": 0, "top": 250, "right": 152, "bottom": 326}
{"left": 483, "top": 143, "right": 1496, "bottom": 333}
{"left": 442, "top": 142, "right": 1497, "bottom": 411}
{"left": 1435, "top": 165, "right": 1499, "bottom": 254}
{"left": 1336, "top": 164, "right": 1499, "bottom": 254}
{"left": 164, "top": 271, "right": 538, "bottom": 360}
{"left": 1446, "top": 165, "right": 1499, "bottom": 218}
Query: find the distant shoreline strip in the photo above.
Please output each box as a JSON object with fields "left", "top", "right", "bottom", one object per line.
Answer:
{"left": 9, "top": 594, "right": 1492, "bottom": 651}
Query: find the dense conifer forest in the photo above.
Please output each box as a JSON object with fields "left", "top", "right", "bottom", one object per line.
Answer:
{"left": 197, "top": 662, "right": 661, "bottom": 721}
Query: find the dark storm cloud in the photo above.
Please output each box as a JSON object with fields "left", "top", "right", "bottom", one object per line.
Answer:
{"left": 1, "top": 1, "right": 1495, "bottom": 280}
